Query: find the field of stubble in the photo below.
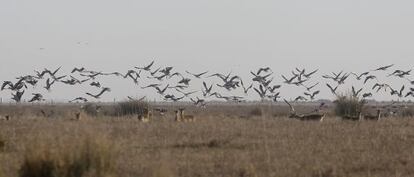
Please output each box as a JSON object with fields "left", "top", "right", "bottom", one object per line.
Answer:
{"left": 0, "top": 104, "right": 414, "bottom": 177}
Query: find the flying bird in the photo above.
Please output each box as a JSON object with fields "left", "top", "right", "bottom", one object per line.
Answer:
{"left": 372, "top": 64, "right": 394, "bottom": 71}
{"left": 186, "top": 71, "right": 208, "bottom": 78}
{"left": 28, "top": 93, "right": 45, "bottom": 102}
{"left": 86, "top": 87, "right": 111, "bottom": 99}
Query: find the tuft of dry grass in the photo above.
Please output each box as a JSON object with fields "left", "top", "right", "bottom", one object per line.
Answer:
{"left": 18, "top": 131, "right": 116, "bottom": 177}
{"left": 334, "top": 93, "right": 365, "bottom": 117}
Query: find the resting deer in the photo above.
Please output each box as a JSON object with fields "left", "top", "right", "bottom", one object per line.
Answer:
{"left": 284, "top": 99, "right": 325, "bottom": 122}
{"left": 0, "top": 115, "right": 10, "bottom": 121}
{"left": 179, "top": 108, "right": 195, "bottom": 122}
{"left": 362, "top": 109, "right": 381, "bottom": 120}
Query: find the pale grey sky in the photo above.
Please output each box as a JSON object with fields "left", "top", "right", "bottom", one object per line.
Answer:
{"left": 0, "top": 0, "right": 413, "bottom": 102}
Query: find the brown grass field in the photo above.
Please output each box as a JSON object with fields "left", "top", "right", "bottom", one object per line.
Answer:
{"left": 0, "top": 103, "right": 414, "bottom": 177}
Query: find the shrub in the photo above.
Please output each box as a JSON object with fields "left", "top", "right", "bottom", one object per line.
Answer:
{"left": 114, "top": 100, "right": 150, "bottom": 116}
{"left": 19, "top": 136, "right": 116, "bottom": 177}
{"left": 334, "top": 93, "right": 365, "bottom": 117}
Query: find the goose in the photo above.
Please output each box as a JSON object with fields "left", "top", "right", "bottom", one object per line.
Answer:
{"left": 186, "top": 71, "right": 208, "bottom": 78}
{"left": 240, "top": 80, "right": 253, "bottom": 94}
{"left": 337, "top": 73, "right": 351, "bottom": 85}
{"left": 362, "top": 92, "right": 373, "bottom": 98}
{"left": 210, "top": 92, "right": 223, "bottom": 99}
{"left": 124, "top": 70, "right": 141, "bottom": 79}
{"left": 303, "top": 69, "right": 319, "bottom": 78}
{"left": 135, "top": 61, "right": 155, "bottom": 71}
{"left": 176, "top": 89, "right": 198, "bottom": 97}
{"left": 281, "top": 75, "right": 298, "bottom": 84}
{"left": 202, "top": 82, "right": 213, "bottom": 96}
{"left": 44, "top": 66, "right": 62, "bottom": 78}
{"left": 90, "top": 81, "right": 101, "bottom": 88}
{"left": 86, "top": 87, "right": 111, "bottom": 99}
{"left": 71, "top": 67, "right": 86, "bottom": 73}
{"left": 149, "top": 67, "right": 161, "bottom": 76}
{"left": 291, "top": 79, "right": 308, "bottom": 86}
{"left": 395, "top": 70, "right": 411, "bottom": 78}
{"left": 326, "top": 83, "right": 338, "bottom": 95}
{"left": 322, "top": 71, "right": 343, "bottom": 81}
{"left": 61, "top": 76, "right": 89, "bottom": 85}
{"left": 1, "top": 81, "right": 13, "bottom": 90}
{"left": 147, "top": 74, "right": 167, "bottom": 81}
{"left": 267, "top": 92, "right": 281, "bottom": 102}
{"left": 390, "top": 85, "right": 405, "bottom": 97}
{"left": 11, "top": 90, "right": 24, "bottom": 102}
{"left": 159, "top": 66, "right": 173, "bottom": 76}
{"left": 304, "top": 90, "right": 320, "bottom": 100}
{"left": 44, "top": 78, "right": 56, "bottom": 91}
{"left": 79, "top": 72, "right": 102, "bottom": 80}
{"left": 261, "top": 78, "right": 273, "bottom": 87}
{"left": 294, "top": 96, "right": 307, "bottom": 102}
{"left": 302, "top": 82, "right": 319, "bottom": 91}
{"left": 255, "top": 67, "right": 272, "bottom": 75}
{"left": 209, "top": 72, "right": 232, "bottom": 81}
{"left": 364, "top": 75, "right": 377, "bottom": 84}
{"left": 372, "top": 83, "right": 391, "bottom": 92}
{"left": 253, "top": 85, "right": 267, "bottom": 99}
{"left": 268, "top": 85, "right": 281, "bottom": 93}
{"left": 251, "top": 72, "right": 273, "bottom": 83}
{"left": 154, "top": 84, "right": 169, "bottom": 95}
{"left": 405, "top": 91, "right": 414, "bottom": 98}
{"left": 221, "top": 95, "right": 244, "bottom": 102}
{"left": 387, "top": 70, "right": 404, "bottom": 77}
{"left": 178, "top": 77, "right": 191, "bottom": 86}
{"left": 351, "top": 72, "right": 369, "bottom": 80}
{"left": 127, "top": 96, "right": 146, "bottom": 102}
{"left": 34, "top": 69, "right": 49, "bottom": 79}
{"left": 164, "top": 94, "right": 184, "bottom": 102}
{"left": 69, "top": 97, "right": 88, "bottom": 103}
{"left": 28, "top": 93, "right": 44, "bottom": 102}
{"left": 190, "top": 97, "right": 206, "bottom": 106}
{"left": 352, "top": 86, "right": 363, "bottom": 97}
{"left": 372, "top": 64, "right": 394, "bottom": 71}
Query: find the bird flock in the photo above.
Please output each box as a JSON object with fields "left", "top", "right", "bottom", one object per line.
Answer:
{"left": 1, "top": 62, "right": 414, "bottom": 107}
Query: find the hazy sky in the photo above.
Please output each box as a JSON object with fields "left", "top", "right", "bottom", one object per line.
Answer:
{"left": 1, "top": 0, "right": 413, "bottom": 102}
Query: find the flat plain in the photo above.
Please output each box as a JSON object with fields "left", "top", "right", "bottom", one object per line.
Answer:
{"left": 0, "top": 103, "right": 413, "bottom": 177}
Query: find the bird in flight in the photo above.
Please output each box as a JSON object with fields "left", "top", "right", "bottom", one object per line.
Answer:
{"left": 186, "top": 71, "right": 208, "bottom": 78}
{"left": 372, "top": 64, "right": 394, "bottom": 71}
{"left": 86, "top": 87, "right": 111, "bottom": 99}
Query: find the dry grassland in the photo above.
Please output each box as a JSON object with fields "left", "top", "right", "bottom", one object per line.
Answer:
{"left": 0, "top": 105, "right": 413, "bottom": 177}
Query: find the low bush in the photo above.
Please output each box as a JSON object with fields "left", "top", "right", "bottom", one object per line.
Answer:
{"left": 19, "top": 135, "right": 116, "bottom": 177}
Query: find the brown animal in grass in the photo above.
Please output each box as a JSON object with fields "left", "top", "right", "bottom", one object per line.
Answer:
{"left": 362, "top": 110, "right": 381, "bottom": 120}
{"left": 138, "top": 109, "right": 152, "bottom": 123}
{"left": 0, "top": 115, "right": 10, "bottom": 121}
{"left": 284, "top": 99, "right": 325, "bottom": 122}
{"left": 179, "top": 108, "right": 195, "bottom": 122}
{"left": 74, "top": 112, "right": 82, "bottom": 120}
